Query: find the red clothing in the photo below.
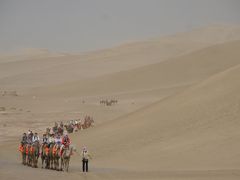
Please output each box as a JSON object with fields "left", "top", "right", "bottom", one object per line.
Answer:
{"left": 62, "top": 137, "right": 71, "bottom": 146}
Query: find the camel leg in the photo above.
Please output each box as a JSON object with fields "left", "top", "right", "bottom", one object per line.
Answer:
{"left": 21, "top": 154, "right": 24, "bottom": 164}
{"left": 57, "top": 158, "right": 60, "bottom": 171}
{"left": 53, "top": 158, "right": 55, "bottom": 170}
{"left": 27, "top": 155, "right": 30, "bottom": 166}
{"left": 36, "top": 155, "right": 39, "bottom": 168}
{"left": 49, "top": 158, "right": 52, "bottom": 169}
{"left": 56, "top": 157, "right": 59, "bottom": 171}
{"left": 41, "top": 157, "right": 44, "bottom": 168}
{"left": 31, "top": 155, "right": 34, "bottom": 167}
{"left": 63, "top": 159, "right": 66, "bottom": 172}
{"left": 28, "top": 155, "right": 31, "bottom": 167}
{"left": 30, "top": 155, "right": 33, "bottom": 167}
{"left": 51, "top": 158, "right": 54, "bottom": 169}
{"left": 45, "top": 157, "right": 49, "bottom": 169}
{"left": 66, "top": 159, "right": 69, "bottom": 172}
{"left": 46, "top": 157, "right": 50, "bottom": 169}
{"left": 60, "top": 158, "right": 63, "bottom": 171}
{"left": 62, "top": 159, "right": 65, "bottom": 171}
{"left": 22, "top": 153, "right": 26, "bottom": 165}
{"left": 34, "top": 156, "right": 37, "bottom": 168}
{"left": 53, "top": 158, "right": 56, "bottom": 170}
{"left": 34, "top": 155, "right": 38, "bottom": 168}
{"left": 32, "top": 156, "right": 34, "bottom": 168}
{"left": 32, "top": 155, "right": 35, "bottom": 168}
{"left": 55, "top": 158, "right": 57, "bottom": 170}
{"left": 24, "top": 154, "right": 27, "bottom": 165}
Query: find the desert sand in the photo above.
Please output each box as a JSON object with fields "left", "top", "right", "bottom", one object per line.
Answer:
{"left": 1, "top": 25, "right": 240, "bottom": 180}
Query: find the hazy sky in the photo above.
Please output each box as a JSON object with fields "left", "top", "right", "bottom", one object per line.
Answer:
{"left": 0, "top": 0, "right": 240, "bottom": 53}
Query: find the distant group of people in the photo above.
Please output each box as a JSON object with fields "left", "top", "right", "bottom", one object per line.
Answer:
{"left": 19, "top": 118, "right": 94, "bottom": 172}
{"left": 100, "top": 99, "right": 118, "bottom": 106}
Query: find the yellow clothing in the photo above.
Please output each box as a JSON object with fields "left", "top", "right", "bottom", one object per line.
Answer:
{"left": 82, "top": 151, "right": 91, "bottom": 160}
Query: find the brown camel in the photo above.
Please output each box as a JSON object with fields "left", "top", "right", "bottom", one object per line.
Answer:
{"left": 20, "top": 144, "right": 27, "bottom": 165}
{"left": 41, "top": 144, "right": 49, "bottom": 169}
{"left": 30, "top": 141, "right": 40, "bottom": 168}
{"left": 53, "top": 144, "right": 61, "bottom": 171}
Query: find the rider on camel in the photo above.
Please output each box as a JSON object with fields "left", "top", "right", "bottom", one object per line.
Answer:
{"left": 27, "top": 130, "right": 33, "bottom": 145}
{"left": 42, "top": 133, "right": 48, "bottom": 144}
{"left": 62, "top": 133, "right": 71, "bottom": 148}
{"left": 19, "top": 133, "right": 27, "bottom": 153}
{"left": 53, "top": 122, "right": 58, "bottom": 134}
{"left": 48, "top": 133, "right": 55, "bottom": 148}
{"left": 53, "top": 133, "right": 62, "bottom": 154}
{"left": 60, "top": 133, "right": 71, "bottom": 155}
{"left": 55, "top": 133, "right": 62, "bottom": 146}
{"left": 21, "top": 133, "right": 28, "bottom": 144}
{"left": 32, "top": 132, "right": 40, "bottom": 144}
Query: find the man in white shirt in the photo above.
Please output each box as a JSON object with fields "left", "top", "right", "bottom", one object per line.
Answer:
{"left": 48, "top": 133, "right": 55, "bottom": 147}
{"left": 32, "top": 132, "right": 40, "bottom": 143}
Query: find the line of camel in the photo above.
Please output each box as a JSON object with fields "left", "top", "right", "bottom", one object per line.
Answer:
{"left": 19, "top": 117, "right": 94, "bottom": 172}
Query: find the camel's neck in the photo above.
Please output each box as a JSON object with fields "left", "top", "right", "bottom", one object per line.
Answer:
{"left": 64, "top": 148, "right": 72, "bottom": 158}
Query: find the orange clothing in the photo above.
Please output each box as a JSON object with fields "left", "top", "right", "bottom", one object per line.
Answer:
{"left": 45, "top": 147, "right": 49, "bottom": 155}
{"left": 30, "top": 146, "right": 34, "bottom": 153}
{"left": 19, "top": 145, "right": 24, "bottom": 152}
{"left": 53, "top": 147, "right": 57, "bottom": 155}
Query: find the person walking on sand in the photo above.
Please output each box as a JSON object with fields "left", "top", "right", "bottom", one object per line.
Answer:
{"left": 81, "top": 146, "right": 92, "bottom": 172}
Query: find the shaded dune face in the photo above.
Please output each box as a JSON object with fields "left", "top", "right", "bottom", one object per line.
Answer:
{"left": 0, "top": 25, "right": 240, "bottom": 180}
{"left": 35, "top": 40, "right": 240, "bottom": 97}
{"left": 78, "top": 64, "right": 240, "bottom": 171}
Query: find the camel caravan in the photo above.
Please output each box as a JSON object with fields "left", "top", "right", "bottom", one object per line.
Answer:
{"left": 100, "top": 99, "right": 118, "bottom": 106}
{"left": 18, "top": 116, "right": 94, "bottom": 172}
{"left": 64, "top": 115, "right": 94, "bottom": 133}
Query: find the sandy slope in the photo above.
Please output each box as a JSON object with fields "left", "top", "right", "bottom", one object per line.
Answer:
{"left": 35, "top": 40, "right": 240, "bottom": 97}
{"left": 77, "top": 64, "right": 240, "bottom": 170}
{"left": 1, "top": 25, "right": 240, "bottom": 180}
{"left": 1, "top": 25, "right": 240, "bottom": 89}
{"left": 1, "top": 40, "right": 240, "bottom": 145}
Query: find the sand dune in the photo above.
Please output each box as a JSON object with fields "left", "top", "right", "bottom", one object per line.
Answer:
{"left": 1, "top": 25, "right": 240, "bottom": 180}
{"left": 74, "top": 63, "right": 240, "bottom": 172}
{"left": 34, "top": 40, "right": 240, "bottom": 97}
{"left": 1, "top": 25, "right": 240, "bottom": 89}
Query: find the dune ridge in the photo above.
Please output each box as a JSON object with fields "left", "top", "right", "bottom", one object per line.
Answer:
{"left": 32, "top": 40, "right": 240, "bottom": 97}
{"left": 1, "top": 25, "right": 240, "bottom": 89}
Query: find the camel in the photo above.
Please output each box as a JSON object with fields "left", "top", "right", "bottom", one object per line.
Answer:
{"left": 30, "top": 141, "right": 40, "bottom": 168}
{"left": 100, "top": 99, "right": 118, "bottom": 106}
{"left": 82, "top": 116, "right": 94, "bottom": 129}
{"left": 58, "top": 126, "right": 64, "bottom": 136}
{"left": 48, "top": 144, "right": 55, "bottom": 169}
{"left": 76, "top": 119, "right": 82, "bottom": 130}
{"left": 53, "top": 144, "right": 61, "bottom": 171}
{"left": 19, "top": 143, "right": 27, "bottom": 165}
{"left": 26, "top": 144, "right": 32, "bottom": 166}
{"left": 41, "top": 144, "right": 49, "bottom": 169}
{"left": 46, "top": 128, "right": 51, "bottom": 137}
{"left": 60, "top": 146, "right": 73, "bottom": 172}
{"left": 64, "top": 124, "right": 74, "bottom": 133}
